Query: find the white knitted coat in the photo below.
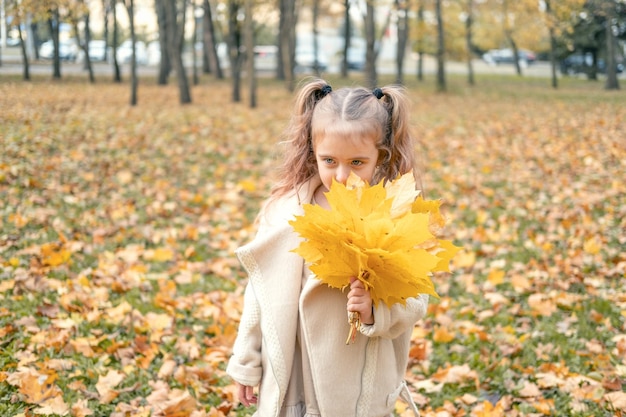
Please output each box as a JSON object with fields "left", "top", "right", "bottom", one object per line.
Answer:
{"left": 226, "top": 177, "right": 428, "bottom": 417}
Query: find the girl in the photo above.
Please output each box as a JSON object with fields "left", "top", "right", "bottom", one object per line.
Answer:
{"left": 227, "top": 79, "right": 428, "bottom": 417}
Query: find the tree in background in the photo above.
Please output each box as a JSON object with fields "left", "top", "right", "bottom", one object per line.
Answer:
{"left": 122, "top": 0, "right": 138, "bottom": 104}
{"left": 155, "top": 0, "right": 171, "bottom": 84}
{"left": 599, "top": 0, "right": 622, "bottom": 90}
{"left": 394, "top": 0, "right": 409, "bottom": 85}
{"left": 340, "top": 0, "right": 351, "bottom": 78}
{"left": 472, "top": 0, "right": 544, "bottom": 76}
{"left": 541, "top": 0, "right": 585, "bottom": 88}
{"left": 559, "top": 0, "right": 625, "bottom": 84}
{"left": 362, "top": 0, "right": 392, "bottom": 89}
{"left": 414, "top": 0, "right": 427, "bottom": 81}
{"left": 111, "top": 0, "right": 121, "bottom": 82}
{"left": 5, "top": 0, "right": 625, "bottom": 101}
{"left": 227, "top": 0, "right": 244, "bottom": 101}
{"left": 244, "top": 0, "right": 256, "bottom": 107}
{"left": 69, "top": 0, "right": 95, "bottom": 83}
{"left": 278, "top": 0, "right": 296, "bottom": 90}
{"left": 501, "top": 0, "right": 538, "bottom": 76}
{"left": 435, "top": 0, "right": 446, "bottom": 91}
{"left": 164, "top": 0, "right": 191, "bottom": 103}
{"left": 201, "top": 0, "right": 223, "bottom": 78}
{"left": 4, "top": 0, "right": 45, "bottom": 80}
{"left": 363, "top": 0, "right": 377, "bottom": 88}
{"left": 311, "top": 0, "right": 321, "bottom": 76}
{"left": 48, "top": 6, "right": 62, "bottom": 79}
{"left": 463, "top": 0, "right": 475, "bottom": 86}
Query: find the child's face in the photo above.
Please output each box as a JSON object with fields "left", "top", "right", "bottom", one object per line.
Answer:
{"left": 314, "top": 133, "right": 379, "bottom": 191}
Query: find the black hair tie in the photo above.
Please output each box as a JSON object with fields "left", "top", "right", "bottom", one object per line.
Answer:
{"left": 321, "top": 84, "right": 332, "bottom": 96}
{"left": 373, "top": 88, "right": 384, "bottom": 99}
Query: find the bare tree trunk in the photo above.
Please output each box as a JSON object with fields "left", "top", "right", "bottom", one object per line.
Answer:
{"left": 73, "top": 9, "right": 95, "bottom": 83}
{"left": 341, "top": 0, "right": 350, "bottom": 78}
{"left": 102, "top": 0, "right": 110, "bottom": 62}
{"left": 228, "top": 0, "right": 244, "bottom": 101}
{"left": 465, "top": 0, "right": 474, "bottom": 86}
{"left": 192, "top": 0, "right": 199, "bottom": 85}
{"left": 112, "top": 0, "right": 121, "bottom": 82}
{"left": 395, "top": 0, "right": 408, "bottom": 85}
{"left": 364, "top": 1, "right": 377, "bottom": 89}
{"left": 0, "top": 0, "right": 5, "bottom": 62}
{"left": 84, "top": 12, "right": 94, "bottom": 78}
{"left": 416, "top": 1, "right": 424, "bottom": 81}
{"left": 502, "top": 0, "right": 522, "bottom": 76}
{"left": 544, "top": 0, "right": 558, "bottom": 88}
{"left": 312, "top": 0, "right": 320, "bottom": 76}
{"left": 278, "top": 0, "right": 296, "bottom": 91}
{"left": 202, "top": 0, "right": 223, "bottom": 78}
{"left": 126, "top": 0, "right": 138, "bottom": 105}
{"left": 245, "top": 0, "right": 256, "bottom": 108}
{"left": 277, "top": 0, "right": 285, "bottom": 80}
{"left": 155, "top": 0, "right": 171, "bottom": 84}
{"left": 165, "top": 0, "right": 192, "bottom": 103}
{"left": 17, "top": 24, "right": 30, "bottom": 80}
{"left": 435, "top": 0, "right": 446, "bottom": 92}
{"left": 29, "top": 21, "right": 40, "bottom": 60}
{"left": 604, "top": 2, "right": 619, "bottom": 90}
{"left": 509, "top": 38, "right": 522, "bottom": 75}
{"left": 48, "top": 11, "right": 61, "bottom": 79}
{"left": 548, "top": 29, "right": 557, "bottom": 88}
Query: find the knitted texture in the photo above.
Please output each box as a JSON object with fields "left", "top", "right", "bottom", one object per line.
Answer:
{"left": 237, "top": 246, "right": 288, "bottom": 417}
{"left": 356, "top": 338, "right": 379, "bottom": 416}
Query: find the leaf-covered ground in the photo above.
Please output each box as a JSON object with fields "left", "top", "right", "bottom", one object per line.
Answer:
{"left": 1, "top": 75, "right": 625, "bottom": 417}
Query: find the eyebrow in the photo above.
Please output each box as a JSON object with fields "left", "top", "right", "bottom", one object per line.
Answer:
{"left": 317, "top": 154, "right": 373, "bottom": 160}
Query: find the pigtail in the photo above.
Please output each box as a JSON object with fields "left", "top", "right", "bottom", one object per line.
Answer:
{"left": 270, "top": 79, "right": 333, "bottom": 201}
{"left": 373, "top": 85, "right": 420, "bottom": 188}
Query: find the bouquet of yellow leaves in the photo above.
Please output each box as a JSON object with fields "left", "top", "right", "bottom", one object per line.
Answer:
{"left": 289, "top": 171, "right": 459, "bottom": 344}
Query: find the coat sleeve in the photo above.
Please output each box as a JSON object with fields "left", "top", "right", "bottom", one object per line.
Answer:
{"left": 358, "top": 294, "right": 429, "bottom": 339}
{"left": 226, "top": 281, "right": 263, "bottom": 387}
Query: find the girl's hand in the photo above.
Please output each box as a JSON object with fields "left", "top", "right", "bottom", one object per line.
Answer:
{"left": 347, "top": 277, "right": 374, "bottom": 325}
{"left": 236, "top": 382, "right": 258, "bottom": 407}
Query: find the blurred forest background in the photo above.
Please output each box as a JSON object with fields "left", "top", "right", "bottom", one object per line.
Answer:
{"left": 1, "top": 0, "right": 625, "bottom": 103}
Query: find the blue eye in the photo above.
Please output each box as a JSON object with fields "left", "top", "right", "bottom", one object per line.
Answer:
{"left": 351, "top": 160, "right": 363, "bottom": 166}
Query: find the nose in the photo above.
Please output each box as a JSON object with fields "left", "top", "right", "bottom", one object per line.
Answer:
{"left": 335, "top": 165, "right": 351, "bottom": 184}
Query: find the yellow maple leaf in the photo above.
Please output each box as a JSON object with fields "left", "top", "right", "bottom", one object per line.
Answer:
{"left": 433, "top": 326, "right": 456, "bottom": 343}
{"left": 290, "top": 172, "right": 459, "bottom": 307}
{"left": 583, "top": 237, "right": 601, "bottom": 255}
{"left": 41, "top": 242, "right": 71, "bottom": 267}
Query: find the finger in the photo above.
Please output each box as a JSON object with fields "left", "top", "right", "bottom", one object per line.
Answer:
{"left": 238, "top": 384, "right": 250, "bottom": 406}
{"left": 238, "top": 384, "right": 256, "bottom": 406}
{"left": 248, "top": 387, "right": 257, "bottom": 404}
{"left": 245, "top": 386, "right": 258, "bottom": 405}
{"left": 350, "top": 277, "right": 363, "bottom": 288}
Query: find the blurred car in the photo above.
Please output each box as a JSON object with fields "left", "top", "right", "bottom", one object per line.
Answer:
{"left": 482, "top": 48, "right": 536, "bottom": 67}
{"left": 39, "top": 39, "right": 79, "bottom": 61}
{"left": 346, "top": 47, "right": 366, "bottom": 71}
{"left": 6, "top": 37, "right": 21, "bottom": 47}
{"left": 76, "top": 40, "right": 107, "bottom": 63}
{"left": 253, "top": 45, "right": 278, "bottom": 71}
{"left": 146, "top": 40, "right": 161, "bottom": 66}
{"left": 114, "top": 40, "right": 148, "bottom": 65}
{"left": 295, "top": 47, "right": 328, "bottom": 72}
{"left": 559, "top": 52, "right": 624, "bottom": 75}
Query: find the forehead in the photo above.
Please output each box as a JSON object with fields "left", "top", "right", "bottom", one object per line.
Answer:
{"left": 312, "top": 113, "right": 382, "bottom": 142}
{"left": 314, "top": 131, "right": 379, "bottom": 156}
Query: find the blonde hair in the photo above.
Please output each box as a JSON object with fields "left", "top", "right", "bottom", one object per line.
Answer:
{"left": 270, "top": 78, "right": 419, "bottom": 201}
